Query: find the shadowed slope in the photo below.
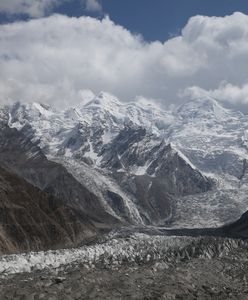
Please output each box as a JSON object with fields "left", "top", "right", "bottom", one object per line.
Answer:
{"left": 0, "top": 166, "right": 100, "bottom": 254}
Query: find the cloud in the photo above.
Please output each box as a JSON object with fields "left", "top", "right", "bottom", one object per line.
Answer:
{"left": 84, "top": 0, "right": 102, "bottom": 12}
{"left": 0, "top": 0, "right": 65, "bottom": 18}
{"left": 1, "top": 12, "right": 248, "bottom": 111}
{"left": 183, "top": 83, "right": 248, "bottom": 106}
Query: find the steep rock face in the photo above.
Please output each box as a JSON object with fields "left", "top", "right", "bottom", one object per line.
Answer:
{"left": 0, "top": 123, "right": 121, "bottom": 227}
{"left": 0, "top": 166, "right": 98, "bottom": 254}
{"left": 101, "top": 128, "right": 211, "bottom": 195}
{"left": 100, "top": 126, "right": 212, "bottom": 224}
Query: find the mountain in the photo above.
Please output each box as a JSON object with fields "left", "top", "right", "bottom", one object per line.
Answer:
{"left": 3, "top": 96, "right": 213, "bottom": 226}
{"left": 169, "top": 97, "right": 248, "bottom": 185}
{"left": 1, "top": 93, "right": 248, "bottom": 229}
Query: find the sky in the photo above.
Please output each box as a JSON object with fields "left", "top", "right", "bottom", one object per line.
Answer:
{"left": 1, "top": 0, "right": 248, "bottom": 111}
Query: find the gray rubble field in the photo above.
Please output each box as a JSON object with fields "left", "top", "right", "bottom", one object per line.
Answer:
{"left": 1, "top": 234, "right": 248, "bottom": 299}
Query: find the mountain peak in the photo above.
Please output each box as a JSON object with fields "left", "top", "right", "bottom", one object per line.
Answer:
{"left": 176, "top": 97, "right": 229, "bottom": 120}
{"left": 84, "top": 91, "right": 121, "bottom": 109}
{"left": 7, "top": 101, "right": 55, "bottom": 132}
{"left": 10, "top": 101, "right": 53, "bottom": 115}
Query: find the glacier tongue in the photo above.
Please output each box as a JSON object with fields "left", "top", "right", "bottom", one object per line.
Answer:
{"left": 0, "top": 234, "right": 241, "bottom": 276}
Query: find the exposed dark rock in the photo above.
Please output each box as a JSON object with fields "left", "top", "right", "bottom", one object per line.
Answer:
{"left": 0, "top": 165, "right": 98, "bottom": 254}
{"left": 102, "top": 127, "right": 213, "bottom": 225}
{"left": 221, "top": 210, "right": 248, "bottom": 238}
{"left": 0, "top": 124, "right": 120, "bottom": 227}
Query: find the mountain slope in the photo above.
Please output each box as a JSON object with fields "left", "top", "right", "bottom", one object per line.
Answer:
{"left": 168, "top": 97, "right": 248, "bottom": 186}
{"left": 221, "top": 210, "right": 248, "bottom": 238}
{"left": 0, "top": 165, "right": 99, "bottom": 254}
{"left": 0, "top": 122, "right": 121, "bottom": 227}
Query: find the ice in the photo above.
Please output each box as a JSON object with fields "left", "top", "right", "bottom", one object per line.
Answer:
{"left": 0, "top": 235, "right": 202, "bottom": 275}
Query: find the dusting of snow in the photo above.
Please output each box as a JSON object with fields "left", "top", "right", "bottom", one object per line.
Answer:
{"left": 135, "top": 165, "right": 148, "bottom": 176}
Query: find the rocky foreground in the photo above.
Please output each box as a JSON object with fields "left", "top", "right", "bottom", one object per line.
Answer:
{"left": 0, "top": 234, "right": 248, "bottom": 299}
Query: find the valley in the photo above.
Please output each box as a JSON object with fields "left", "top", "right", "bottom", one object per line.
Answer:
{"left": 1, "top": 94, "right": 248, "bottom": 299}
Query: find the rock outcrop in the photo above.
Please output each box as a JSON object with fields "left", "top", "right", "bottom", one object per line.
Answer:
{"left": 0, "top": 165, "right": 100, "bottom": 254}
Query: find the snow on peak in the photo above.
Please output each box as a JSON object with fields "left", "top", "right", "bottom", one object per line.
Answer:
{"left": 4, "top": 93, "right": 248, "bottom": 188}
{"left": 10, "top": 101, "right": 54, "bottom": 118}
{"left": 84, "top": 92, "right": 121, "bottom": 110}
{"left": 64, "top": 107, "right": 83, "bottom": 122}
{"left": 8, "top": 101, "right": 55, "bottom": 130}
{"left": 176, "top": 96, "right": 229, "bottom": 121}
{"left": 81, "top": 92, "right": 175, "bottom": 135}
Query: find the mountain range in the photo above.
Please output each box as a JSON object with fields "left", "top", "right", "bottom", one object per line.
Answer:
{"left": 1, "top": 92, "right": 248, "bottom": 253}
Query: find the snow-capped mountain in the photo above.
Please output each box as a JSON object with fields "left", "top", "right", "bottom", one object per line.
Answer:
{"left": 166, "top": 97, "right": 248, "bottom": 187}
{"left": 2, "top": 92, "right": 248, "bottom": 230}
{"left": 7, "top": 92, "right": 174, "bottom": 161}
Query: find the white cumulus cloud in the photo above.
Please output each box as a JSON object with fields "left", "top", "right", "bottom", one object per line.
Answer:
{"left": 84, "top": 0, "right": 102, "bottom": 12}
{"left": 183, "top": 83, "right": 248, "bottom": 108}
{"left": 1, "top": 12, "right": 248, "bottom": 111}
{"left": 0, "top": 0, "right": 66, "bottom": 17}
